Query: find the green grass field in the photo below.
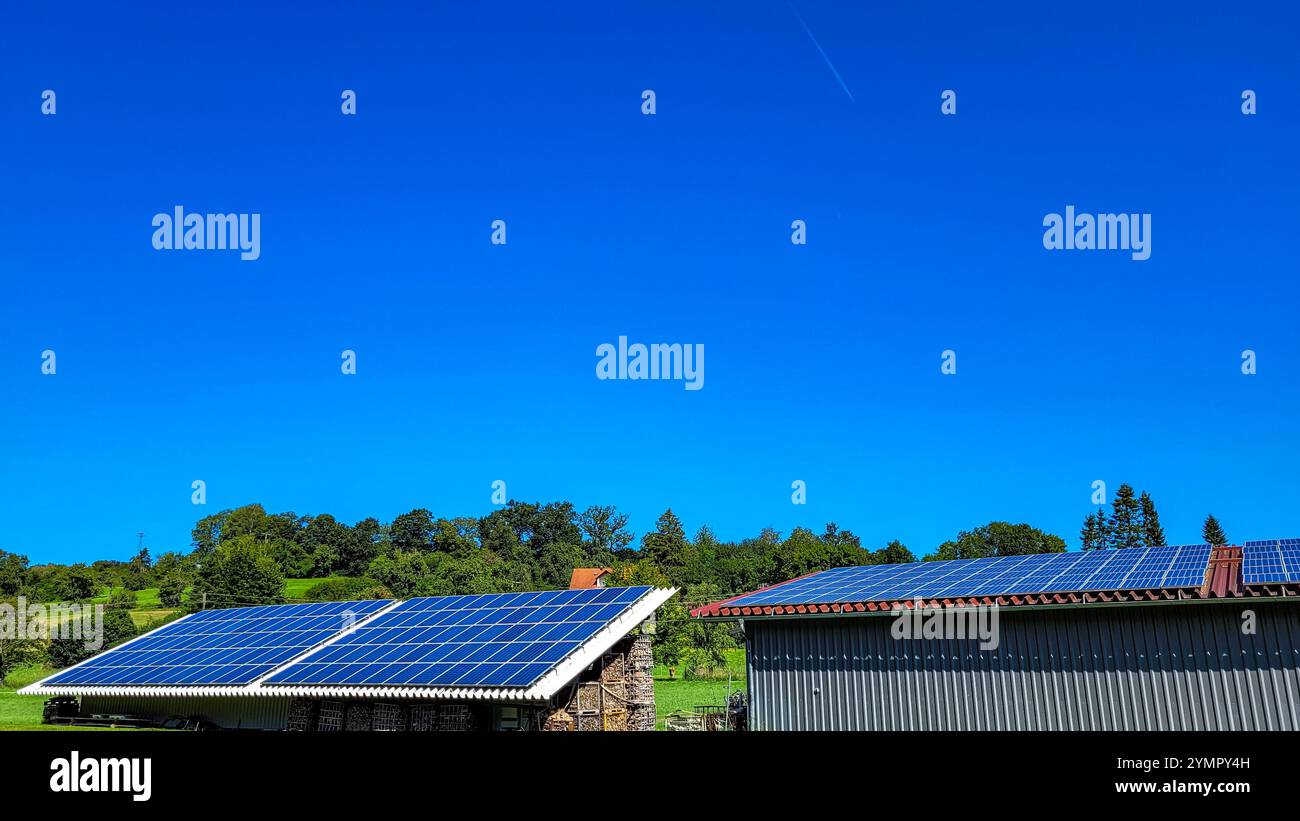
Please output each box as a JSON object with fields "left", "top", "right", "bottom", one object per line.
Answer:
{"left": 284, "top": 577, "right": 353, "bottom": 599}
{"left": 652, "top": 649, "right": 746, "bottom": 729}
{"left": 0, "top": 664, "right": 122, "bottom": 732}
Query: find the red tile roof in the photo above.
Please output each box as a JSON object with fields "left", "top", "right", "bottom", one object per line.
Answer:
{"left": 691, "top": 546, "right": 1296, "bottom": 619}
{"left": 568, "top": 567, "right": 614, "bottom": 589}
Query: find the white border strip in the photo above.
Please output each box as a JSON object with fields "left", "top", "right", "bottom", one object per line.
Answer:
{"left": 22, "top": 588, "right": 677, "bottom": 702}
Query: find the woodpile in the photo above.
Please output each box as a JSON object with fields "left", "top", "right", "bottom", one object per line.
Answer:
{"left": 625, "top": 632, "right": 656, "bottom": 731}
{"left": 541, "top": 618, "right": 657, "bottom": 732}
{"left": 344, "top": 702, "right": 372, "bottom": 731}
{"left": 438, "top": 704, "right": 471, "bottom": 731}
{"left": 317, "top": 701, "right": 345, "bottom": 732}
{"left": 371, "top": 703, "right": 406, "bottom": 732}
{"left": 408, "top": 705, "right": 439, "bottom": 731}
{"left": 543, "top": 707, "right": 574, "bottom": 731}
{"left": 286, "top": 698, "right": 317, "bottom": 732}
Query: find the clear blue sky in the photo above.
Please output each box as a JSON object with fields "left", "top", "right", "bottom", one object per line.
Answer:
{"left": 2, "top": 1, "right": 1297, "bottom": 565}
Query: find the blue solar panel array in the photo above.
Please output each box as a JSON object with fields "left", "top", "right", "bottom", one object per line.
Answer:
{"left": 723, "top": 544, "right": 1213, "bottom": 608}
{"left": 41, "top": 599, "right": 393, "bottom": 687}
{"left": 265, "top": 585, "right": 653, "bottom": 689}
{"left": 1242, "top": 539, "right": 1300, "bottom": 584}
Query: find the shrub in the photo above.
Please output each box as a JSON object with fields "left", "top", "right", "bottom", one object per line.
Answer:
{"left": 304, "top": 577, "right": 391, "bottom": 602}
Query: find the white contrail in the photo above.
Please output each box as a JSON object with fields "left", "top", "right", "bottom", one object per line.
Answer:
{"left": 788, "top": 2, "right": 854, "bottom": 102}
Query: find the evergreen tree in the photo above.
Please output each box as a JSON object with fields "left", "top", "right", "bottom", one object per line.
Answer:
{"left": 1094, "top": 507, "right": 1114, "bottom": 549}
{"left": 1080, "top": 512, "right": 1099, "bottom": 550}
{"left": 1109, "top": 484, "right": 1142, "bottom": 549}
{"left": 640, "top": 509, "right": 691, "bottom": 574}
{"left": 1138, "top": 492, "right": 1166, "bottom": 547}
{"left": 1203, "top": 514, "right": 1228, "bottom": 546}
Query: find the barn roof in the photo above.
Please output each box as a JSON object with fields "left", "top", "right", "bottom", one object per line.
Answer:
{"left": 23, "top": 586, "right": 675, "bottom": 701}
{"left": 692, "top": 542, "right": 1300, "bottom": 620}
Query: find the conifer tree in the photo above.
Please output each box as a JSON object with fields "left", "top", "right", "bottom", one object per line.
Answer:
{"left": 1202, "top": 514, "right": 1228, "bottom": 546}
{"left": 1080, "top": 512, "right": 1100, "bottom": 550}
{"left": 1095, "top": 507, "right": 1114, "bottom": 549}
{"left": 1138, "top": 491, "right": 1166, "bottom": 547}
{"left": 1109, "top": 483, "right": 1142, "bottom": 549}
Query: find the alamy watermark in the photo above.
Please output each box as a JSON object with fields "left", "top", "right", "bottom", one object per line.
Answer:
{"left": 890, "top": 599, "right": 1000, "bottom": 650}
{"left": 1043, "top": 205, "right": 1150, "bottom": 261}
{"left": 151, "top": 206, "right": 261, "bottom": 261}
{"left": 596, "top": 336, "right": 704, "bottom": 391}
{"left": 1, "top": 597, "right": 106, "bottom": 651}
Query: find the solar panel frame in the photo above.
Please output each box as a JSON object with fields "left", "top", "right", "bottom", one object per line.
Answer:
{"left": 39, "top": 599, "right": 394, "bottom": 687}
{"left": 263, "top": 585, "right": 653, "bottom": 690}
{"left": 1242, "top": 539, "right": 1300, "bottom": 584}
{"left": 720, "top": 543, "right": 1213, "bottom": 609}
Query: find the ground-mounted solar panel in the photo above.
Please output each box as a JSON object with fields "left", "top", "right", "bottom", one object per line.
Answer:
{"left": 264, "top": 585, "right": 654, "bottom": 690}
{"left": 39, "top": 599, "right": 394, "bottom": 687}
{"left": 1242, "top": 539, "right": 1300, "bottom": 584}
{"left": 721, "top": 543, "right": 1213, "bottom": 609}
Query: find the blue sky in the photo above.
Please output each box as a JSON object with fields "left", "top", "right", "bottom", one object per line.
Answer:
{"left": 2, "top": 1, "right": 1297, "bottom": 564}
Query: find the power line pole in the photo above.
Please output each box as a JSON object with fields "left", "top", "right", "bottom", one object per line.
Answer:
{"left": 136, "top": 532, "right": 146, "bottom": 551}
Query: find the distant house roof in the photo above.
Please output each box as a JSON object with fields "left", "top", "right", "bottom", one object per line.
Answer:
{"left": 569, "top": 567, "right": 614, "bottom": 589}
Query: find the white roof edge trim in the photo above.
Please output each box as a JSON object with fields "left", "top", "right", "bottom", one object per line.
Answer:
{"left": 18, "top": 610, "right": 200, "bottom": 695}
{"left": 524, "top": 586, "right": 676, "bottom": 700}
{"left": 25, "top": 587, "right": 677, "bottom": 702}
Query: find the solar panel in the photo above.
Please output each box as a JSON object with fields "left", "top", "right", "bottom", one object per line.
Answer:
{"left": 1242, "top": 539, "right": 1300, "bottom": 584}
{"left": 722, "top": 543, "right": 1213, "bottom": 608}
{"left": 264, "top": 585, "right": 653, "bottom": 690}
{"left": 41, "top": 599, "right": 394, "bottom": 687}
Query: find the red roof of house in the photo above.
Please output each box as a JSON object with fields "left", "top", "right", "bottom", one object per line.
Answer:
{"left": 692, "top": 546, "right": 1293, "bottom": 619}
{"left": 569, "top": 567, "right": 614, "bottom": 589}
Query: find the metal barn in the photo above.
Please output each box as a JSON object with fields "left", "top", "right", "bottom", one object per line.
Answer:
{"left": 694, "top": 544, "right": 1300, "bottom": 731}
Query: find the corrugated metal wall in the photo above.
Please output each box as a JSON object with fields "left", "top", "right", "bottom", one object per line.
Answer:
{"left": 80, "top": 696, "right": 291, "bottom": 730}
{"left": 746, "top": 601, "right": 1300, "bottom": 730}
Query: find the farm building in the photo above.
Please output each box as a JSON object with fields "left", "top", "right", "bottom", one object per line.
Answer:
{"left": 24, "top": 585, "right": 674, "bottom": 731}
{"left": 693, "top": 540, "right": 1300, "bottom": 731}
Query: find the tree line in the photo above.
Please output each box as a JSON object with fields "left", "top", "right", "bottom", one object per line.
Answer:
{"left": 1079, "top": 482, "right": 1229, "bottom": 550}
{"left": 1, "top": 492, "right": 1233, "bottom": 679}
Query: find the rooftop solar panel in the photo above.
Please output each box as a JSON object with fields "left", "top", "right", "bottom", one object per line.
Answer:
{"left": 264, "top": 585, "right": 653, "bottom": 690}
{"left": 722, "top": 543, "right": 1213, "bottom": 609}
{"left": 1242, "top": 539, "right": 1300, "bottom": 584}
{"left": 40, "top": 599, "right": 394, "bottom": 687}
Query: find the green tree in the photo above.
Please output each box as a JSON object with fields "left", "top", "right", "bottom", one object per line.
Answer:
{"left": 1203, "top": 514, "right": 1228, "bottom": 546}
{"left": 0, "top": 549, "right": 29, "bottom": 596}
{"left": 159, "top": 576, "right": 186, "bottom": 607}
{"left": 389, "top": 508, "right": 436, "bottom": 552}
{"left": 1138, "top": 492, "right": 1166, "bottom": 546}
{"left": 931, "top": 522, "right": 1066, "bottom": 560}
{"left": 125, "top": 547, "right": 153, "bottom": 591}
{"left": 48, "top": 610, "right": 138, "bottom": 669}
{"left": 578, "top": 505, "right": 635, "bottom": 562}
{"left": 0, "top": 637, "right": 45, "bottom": 680}
{"left": 870, "top": 540, "right": 915, "bottom": 564}
{"left": 641, "top": 509, "right": 691, "bottom": 574}
{"left": 1109, "top": 484, "right": 1142, "bottom": 549}
{"left": 190, "top": 535, "right": 285, "bottom": 610}
{"left": 190, "top": 510, "right": 230, "bottom": 558}
{"left": 537, "top": 541, "right": 586, "bottom": 588}
{"left": 221, "top": 504, "right": 271, "bottom": 542}
{"left": 1080, "top": 512, "right": 1101, "bottom": 550}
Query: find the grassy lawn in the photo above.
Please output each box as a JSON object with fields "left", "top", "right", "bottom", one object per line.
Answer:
{"left": 92, "top": 586, "right": 161, "bottom": 608}
{"left": 653, "top": 648, "right": 746, "bottom": 730}
{"left": 0, "top": 665, "right": 118, "bottom": 732}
